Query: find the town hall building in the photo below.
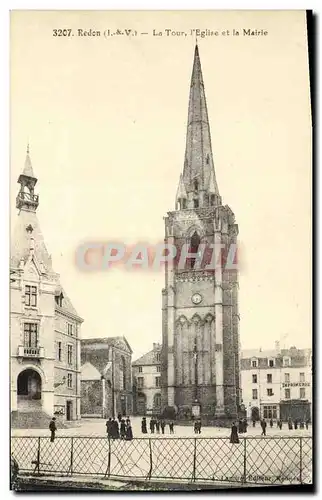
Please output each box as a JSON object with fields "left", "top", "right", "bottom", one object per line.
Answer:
{"left": 161, "top": 45, "right": 241, "bottom": 421}
{"left": 10, "top": 147, "right": 83, "bottom": 426}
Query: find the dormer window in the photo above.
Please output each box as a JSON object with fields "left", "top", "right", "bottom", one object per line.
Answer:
{"left": 268, "top": 358, "right": 275, "bottom": 367}
{"left": 55, "top": 292, "right": 64, "bottom": 307}
{"left": 283, "top": 356, "right": 291, "bottom": 367}
{"left": 251, "top": 358, "right": 258, "bottom": 368}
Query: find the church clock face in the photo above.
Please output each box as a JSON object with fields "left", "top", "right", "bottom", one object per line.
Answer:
{"left": 191, "top": 293, "right": 202, "bottom": 305}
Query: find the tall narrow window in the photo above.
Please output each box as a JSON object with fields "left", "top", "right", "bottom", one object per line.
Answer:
{"left": 25, "top": 285, "right": 37, "bottom": 307}
{"left": 57, "top": 342, "right": 62, "bottom": 361}
{"left": 193, "top": 199, "right": 199, "bottom": 208}
{"left": 67, "top": 345, "right": 73, "bottom": 365}
{"left": 194, "top": 180, "right": 199, "bottom": 191}
{"left": 67, "top": 373, "right": 73, "bottom": 388}
{"left": 24, "top": 323, "right": 38, "bottom": 347}
{"left": 189, "top": 231, "right": 201, "bottom": 269}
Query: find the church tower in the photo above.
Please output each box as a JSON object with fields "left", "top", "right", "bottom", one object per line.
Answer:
{"left": 161, "top": 45, "right": 240, "bottom": 421}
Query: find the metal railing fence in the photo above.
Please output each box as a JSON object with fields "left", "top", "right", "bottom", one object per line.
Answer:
{"left": 11, "top": 435, "right": 312, "bottom": 485}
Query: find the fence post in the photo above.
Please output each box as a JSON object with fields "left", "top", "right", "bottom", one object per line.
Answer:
{"left": 147, "top": 439, "right": 153, "bottom": 480}
{"left": 36, "top": 437, "right": 41, "bottom": 475}
{"left": 69, "top": 437, "right": 74, "bottom": 476}
{"left": 192, "top": 438, "right": 197, "bottom": 482}
{"left": 243, "top": 438, "right": 247, "bottom": 483}
{"left": 104, "top": 438, "right": 111, "bottom": 478}
{"left": 299, "top": 437, "right": 303, "bottom": 484}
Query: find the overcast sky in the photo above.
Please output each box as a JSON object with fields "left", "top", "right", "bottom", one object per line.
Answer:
{"left": 11, "top": 10, "right": 311, "bottom": 360}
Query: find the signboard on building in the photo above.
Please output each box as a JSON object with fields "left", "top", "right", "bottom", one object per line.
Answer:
{"left": 282, "top": 382, "right": 310, "bottom": 388}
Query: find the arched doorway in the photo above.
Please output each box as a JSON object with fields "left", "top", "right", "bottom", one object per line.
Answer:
{"left": 17, "top": 369, "right": 42, "bottom": 411}
{"left": 251, "top": 406, "right": 260, "bottom": 421}
{"left": 136, "top": 392, "right": 146, "bottom": 415}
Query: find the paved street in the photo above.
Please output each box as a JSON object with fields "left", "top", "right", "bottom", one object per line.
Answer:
{"left": 11, "top": 417, "right": 312, "bottom": 438}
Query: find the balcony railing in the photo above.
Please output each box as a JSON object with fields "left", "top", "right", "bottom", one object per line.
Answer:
{"left": 17, "top": 346, "right": 44, "bottom": 358}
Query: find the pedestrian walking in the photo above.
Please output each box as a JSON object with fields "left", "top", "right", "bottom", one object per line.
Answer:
{"left": 243, "top": 418, "right": 248, "bottom": 433}
{"left": 156, "top": 419, "right": 160, "bottom": 434}
{"left": 120, "top": 419, "right": 126, "bottom": 439}
{"left": 141, "top": 417, "right": 147, "bottom": 434}
{"left": 160, "top": 419, "right": 166, "bottom": 435}
{"left": 230, "top": 422, "right": 239, "bottom": 444}
{"left": 150, "top": 418, "right": 155, "bottom": 434}
{"left": 269, "top": 418, "right": 273, "bottom": 428}
{"left": 117, "top": 413, "right": 122, "bottom": 422}
{"left": 238, "top": 419, "right": 243, "bottom": 433}
{"left": 49, "top": 417, "right": 57, "bottom": 443}
{"left": 197, "top": 419, "right": 202, "bottom": 434}
{"left": 260, "top": 419, "right": 267, "bottom": 436}
{"left": 112, "top": 418, "right": 119, "bottom": 439}
{"left": 194, "top": 420, "right": 198, "bottom": 434}
{"left": 294, "top": 419, "right": 298, "bottom": 430}
{"left": 169, "top": 421, "right": 174, "bottom": 434}
{"left": 288, "top": 417, "right": 293, "bottom": 430}
{"left": 299, "top": 421, "right": 305, "bottom": 429}
{"left": 305, "top": 418, "right": 310, "bottom": 430}
{"left": 278, "top": 419, "right": 283, "bottom": 430}
{"left": 252, "top": 419, "right": 256, "bottom": 428}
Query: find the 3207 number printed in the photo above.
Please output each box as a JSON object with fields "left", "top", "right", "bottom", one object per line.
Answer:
{"left": 53, "top": 29, "right": 73, "bottom": 37}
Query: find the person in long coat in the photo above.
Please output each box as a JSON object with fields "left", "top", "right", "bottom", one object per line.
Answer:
{"left": 113, "top": 418, "right": 120, "bottom": 439}
{"left": 150, "top": 418, "right": 155, "bottom": 434}
{"left": 305, "top": 418, "right": 310, "bottom": 430}
{"left": 243, "top": 418, "right": 248, "bottom": 433}
{"left": 155, "top": 419, "right": 160, "bottom": 434}
{"left": 169, "top": 421, "right": 174, "bottom": 434}
{"left": 238, "top": 419, "right": 243, "bottom": 433}
{"left": 294, "top": 419, "right": 298, "bottom": 430}
{"left": 125, "top": 422, "right": 133, "bottom": 441}
{"left": 141, "top": 417, "right": 147, "bottom": 434}
{"left": 230, "top": 422, "right": 239, "bottom": 444}
{"left": 106, "top": 417, "right": 112, "bottom": 438}
{"left": 120, "top": 419, "right": 126, "bottom": 439}
{"left": 269, "top": 418, "right": 273, "bottom": 428}
{"left": 288, "top": 417, "right": 293, "bottom": 430}
{"left": 160, "top": 419, "right": 166, "bottom": 434}
{"left": 278, "top": 419, "right": 283, "bottom": 430}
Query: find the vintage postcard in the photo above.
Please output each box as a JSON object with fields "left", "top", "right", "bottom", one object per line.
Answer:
{"left": 10, "top": 10, "right": 313, "bottom": 491}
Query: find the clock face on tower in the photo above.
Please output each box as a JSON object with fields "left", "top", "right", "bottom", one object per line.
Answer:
{"left": 191, "top": 293, "right": 202, "bottom": 305}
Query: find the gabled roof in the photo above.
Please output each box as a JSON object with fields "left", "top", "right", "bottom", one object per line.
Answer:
{"left": 81, "top": 336, "right": 133, "bottom": 354}
{"left": 133, "top": 347, "right": 161, "bottom": 366}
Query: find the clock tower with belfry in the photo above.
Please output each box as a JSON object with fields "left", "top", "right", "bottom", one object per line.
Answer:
{"left": 161, "top": 44, "right": 241, "bottom": 422}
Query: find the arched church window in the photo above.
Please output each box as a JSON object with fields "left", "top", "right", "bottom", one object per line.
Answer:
{"left": 189, "top": 231, "right": 201, "bottom": 269}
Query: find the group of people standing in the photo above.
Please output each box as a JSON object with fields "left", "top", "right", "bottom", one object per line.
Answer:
{"left": 106, "top": 414, "right": 133, "bottom": 440}
{"left": 141, "top": 417, "right": 174, "bottom": 434}
{"left": 230, "top": 416, "right": 311, "bottom": 442}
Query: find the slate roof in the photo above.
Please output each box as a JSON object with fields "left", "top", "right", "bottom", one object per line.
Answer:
{"left": 81, "top": 336, "right": 133, "bottom": 354}
{"left": 133, "top": 347, "right": 161, "bottom": 366}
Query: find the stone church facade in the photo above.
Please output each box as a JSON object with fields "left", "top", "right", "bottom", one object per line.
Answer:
{"left": 161, "top": 45, "right": 241, "bottom": 421}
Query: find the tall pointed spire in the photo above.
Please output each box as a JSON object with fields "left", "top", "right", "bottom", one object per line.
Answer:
{"left": 180, "top": 45, "right": 222, "bottom": 209}
{"left": 23, "top": 142, "right": 35, "bottom": 178}
{"left": 16, "top": 144, "right": 39, "bottom": 212}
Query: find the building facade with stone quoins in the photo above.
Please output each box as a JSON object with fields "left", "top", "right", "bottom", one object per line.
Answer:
{"left": 132, "top": 343, "right": 162, "bottom": 416}
{"left": 80, "top": 337, "right": 133, "bottom": 418}
{"left": 161, "top": 45, "right": 241, "bottom": 421}
{"left": 241, "top": 344, "right": 312, "bottom": 423}
{"left": 10, "top": 147, "right": 83, "bottom": 425}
